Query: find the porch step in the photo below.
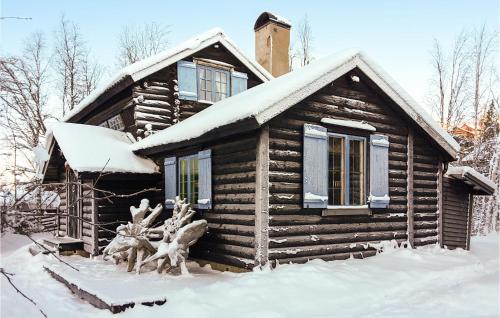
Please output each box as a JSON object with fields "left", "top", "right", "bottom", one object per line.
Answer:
{"left": 42, "top": 237, "right": 84, "bottom": 252}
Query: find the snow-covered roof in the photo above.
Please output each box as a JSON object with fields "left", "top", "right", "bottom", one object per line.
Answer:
{"left": 131, "top": 49, "right": 460, "bottom": 158}
{"left": 446, "top": 166, "right": 496, "bottom": 195}
{"left": 63, "top": 28, "right": 272, "bottom": 122}
{"left": 47, "top": 123, "right": 158, "bottom": 174}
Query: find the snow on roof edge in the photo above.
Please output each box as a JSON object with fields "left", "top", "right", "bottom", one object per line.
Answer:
{"left": 47, "top": 123, "right": 159, "bottom": 174}
{"left": 446, "top": 166, "right": 496, "bottom": 194}
{"left": 62, "top": 28, "right": 272, "bottom": 123}
{"left": 355, "top": 53, "right": 460, "bottom": 155}
{"left": 131, "top": 49, "right": 459, "bottom": 159}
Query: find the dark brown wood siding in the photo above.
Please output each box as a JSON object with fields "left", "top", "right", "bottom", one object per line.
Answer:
{"left": 442, "top": 177, "right": 470, "bottom": 249}
{"left": 412, "top": 134, "right": 440, "bottom": 246}
{"left": 265, "top": 70, "right": 442, "bottom": 263}
{"left": 94, "top": 176, "right": 163, "bottom": 253}
{"left": 154, "top": 133, "right": 258, "bottom": 269}
{"left": 75, "top": 41, "right": 264, "bottom": 140}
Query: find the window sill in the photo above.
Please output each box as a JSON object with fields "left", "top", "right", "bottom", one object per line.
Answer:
{"left": 198, "top": 100, "right": 214, "bottom": 105}
{"left": 322, "top": 205, "right": 371, "bottom": 216}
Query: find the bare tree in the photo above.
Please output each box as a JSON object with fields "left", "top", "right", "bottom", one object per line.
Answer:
{"left": 471, "top": 25, "right": 497, "bottom": 130}
{"left": 0, "top": 32, "right": 51, "bottom": 165}
{"left": 297, "top": 15, "right": 313, "bottom": 67}
{"left": 117, "top": 22, "right": 170, "bottom": 67}
{"left": 429, "top": 32, "right": 471, "bottom": 131}
{"left": 53, "top": 15, "right": 103, "bottom": 115}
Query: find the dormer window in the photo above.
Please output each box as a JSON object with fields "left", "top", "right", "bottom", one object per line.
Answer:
{"left": 99, "top": 114, "right": 125, "bottom": 131}
{"left": 177, "top": 59, "right": 248, "bottom": 103}
{"left": 198, "top": 65, "right": 230, "bottom": 103}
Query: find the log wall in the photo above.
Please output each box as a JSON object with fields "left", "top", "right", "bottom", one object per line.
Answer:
{"left": 81, "top": 179, "right": 97, "bottom": 254}
{"left": 442, "top": 177, "right": 470, "bottom": 249}
{"left": 155, "top": 133, "right": 259, "bottom": 269}
{"left": 94, "top": 176, "right": 163, "bottom": 253}
{"left": 77, "top": 42, "right": 264, "bottom": 140}
{"left": 265, "top": 70, "right": 442, "bottom": 263}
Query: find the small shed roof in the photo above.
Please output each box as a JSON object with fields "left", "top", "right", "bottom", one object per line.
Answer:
{"left": 63, "top": 28, "right": 272, "bottom": 123}
{"left": 131, "top": 49, "right": 460, "bottom": 159}
{"left": 44, "top": 123, "right": 159, "bottom": 174}
{"left": 446, "top": 166, "right": 496, "bottom": 195}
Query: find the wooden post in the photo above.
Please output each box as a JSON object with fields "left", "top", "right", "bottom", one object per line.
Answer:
{"left": 407, "top": 128, "right": 414, "bottom": 247}
{"left": 91, "top": 181, "right": 99, "bottom": 256}
{"left": 437, "top": 160, "right": 444, "bottom": 247}
{"left": 255, "top": 125, "right": 270, "bottom": 266}
{"left": 466, "top": 193, "right": 474, "bottom": 250}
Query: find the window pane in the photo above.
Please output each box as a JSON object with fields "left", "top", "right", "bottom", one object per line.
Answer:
{"left": 107, "top": 114, "right": 124, "bottom": 131}
{"left": 190, "top": 157, "right": 199, "bottom": 205}
{"left": 214, "top": 70, "right": 228, "bottom": 102}
{"left": 198, "top": 67, "right": 213, "bottom": 101}
{"left": 349, "top": 139, "right": 365, "bottom": 205}
{"left": 329, "top": 137, "right": 345, "bottom": 205}
{"left": 179, "top": 159, "right": 189, "bottom": 202}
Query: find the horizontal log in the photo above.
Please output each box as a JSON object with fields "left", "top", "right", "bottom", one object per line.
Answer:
{"left": 213, "top": 171, "right": 256, "bottom": 185}
{"left": 135, "top": 105, "right": 172, "bottom": 115}
{"left": 204, "top": 213, "right": 255, "bottom": 226}
{"left": 196, "top": 241, "right": 255, "bottom": 259}
{"left": 269, "top": 221, "right": 408, "bottom": 236}
{"left": 207, "top": 223, "right": 255, "bottom": 236}
{"left": 274, "top": 250, "right": 378, "bottom": 264}
{"left": 214, "top": 182, "right": 255, "bottom": 194}
{"left": 269, "top": 230, "right": 407, "bottom": 248}
{"left": 203, "top": 232, "right": 254, "bottom": 248}
{"left": 212, "top": 204, "right": 255, "bottom": 214}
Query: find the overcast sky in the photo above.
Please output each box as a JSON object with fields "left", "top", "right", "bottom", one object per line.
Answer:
{"left": 2, "top": 0, "right": 498, "bottom": 109}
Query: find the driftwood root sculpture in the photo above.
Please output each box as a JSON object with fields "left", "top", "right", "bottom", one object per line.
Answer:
{"left": 103, "top": 197, "right": 207, "bottom": 274}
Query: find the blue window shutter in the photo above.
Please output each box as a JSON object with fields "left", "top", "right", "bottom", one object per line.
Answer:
{"left": 303, "top": 124, "right": 328, "bottom": 208}
{"left": 369, "top": 134, "right": 390, "bottom": 208}
{"left": 231, "top": 71, "right": 248, "bottom": 96}
{"left": 177, "top": 60, "right": 198, "bottom": 100}
{"left": 197, "top": 149, "right": 212, "bottom": 209}
{"left": 164, "top": 157, "right": 177, "bottom": 209}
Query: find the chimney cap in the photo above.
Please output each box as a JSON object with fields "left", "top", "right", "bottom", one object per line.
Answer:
{"left": 254, "top": 12, "right": 291, "bottom": 31}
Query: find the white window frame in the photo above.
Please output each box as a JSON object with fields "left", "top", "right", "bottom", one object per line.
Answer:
{"left": 103, "top": 114, "right": 125, "bottom": 131}
{"left": 197, "top": 65, "right": 230, "bottom": 104}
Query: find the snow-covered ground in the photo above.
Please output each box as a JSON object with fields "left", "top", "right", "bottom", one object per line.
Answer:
{"left": 1, "top": 232, "right": 499, "bottom": 318}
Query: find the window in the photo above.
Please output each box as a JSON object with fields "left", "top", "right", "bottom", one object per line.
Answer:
{"left": 177, "top": 60, "right": 247, "bottom": 102}
{"left": 178, "top": 155, "right": 199, "bottom": 205}
{"left": 107, "top": 114, "right": 125, "bottom": 131}
{"left": 328, "top": 134, "right": 366, "bottom": 206}
{"left": 197, "top": 65, "right": 229, "bottom": 103}
{"left": 99, "top": 114, "right": 125, "bottom": 131}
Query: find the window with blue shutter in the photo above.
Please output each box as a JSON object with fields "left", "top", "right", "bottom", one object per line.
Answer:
{"left": 369, "top": 134, "right": 390, "bottom": 208}
{"left": 303, "top": 124, "right": 329, "bottom": 208}
{"left": 164, "top": 157, "right": 177, "bottom": 209}
{"left": 197, "top": 149, "right": 212, "bottom": 209}
{"left": 231, "top": 71, "right": 248, "bottom": 96}
{"left": 177, "top": 61, "right": 198, "bottom": 101}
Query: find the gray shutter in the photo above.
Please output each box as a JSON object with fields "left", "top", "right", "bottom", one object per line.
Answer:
{"left": 197, "top": 149, "right": 212, "bottom": 209}
{"left": 303, "top": 124, "right": 329, "bottom": 208}
{"left": 177, "top": 60, "right": 198, "bottom": 100}
{"left": 231, "top": 71, "right": 248, "bottom": 96}
{"left": 369, "top": 134, "right": 390, "bottom": 208}
{"left": 164, "top": 157, "right": 177, "bottom": 209}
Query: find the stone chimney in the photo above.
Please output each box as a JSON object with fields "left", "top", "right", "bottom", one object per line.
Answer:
{"left": 254, "top": 12, "right": 291, "bottom": 77}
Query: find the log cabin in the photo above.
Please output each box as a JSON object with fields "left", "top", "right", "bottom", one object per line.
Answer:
{"left": 40, "top": 12, "right": 495, "bottom": 270}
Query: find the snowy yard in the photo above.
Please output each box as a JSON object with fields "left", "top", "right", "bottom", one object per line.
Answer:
{"left": 1, "top": 233, "right": 499, "bottom": 318}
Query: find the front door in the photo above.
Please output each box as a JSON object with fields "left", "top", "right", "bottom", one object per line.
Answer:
{"left": 66, "top": 170, "right": 80, "bottom": 238}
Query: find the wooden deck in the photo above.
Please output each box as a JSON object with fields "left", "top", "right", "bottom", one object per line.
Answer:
{"left": 44, "top": 266, "right": 167, "bottom": 314}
